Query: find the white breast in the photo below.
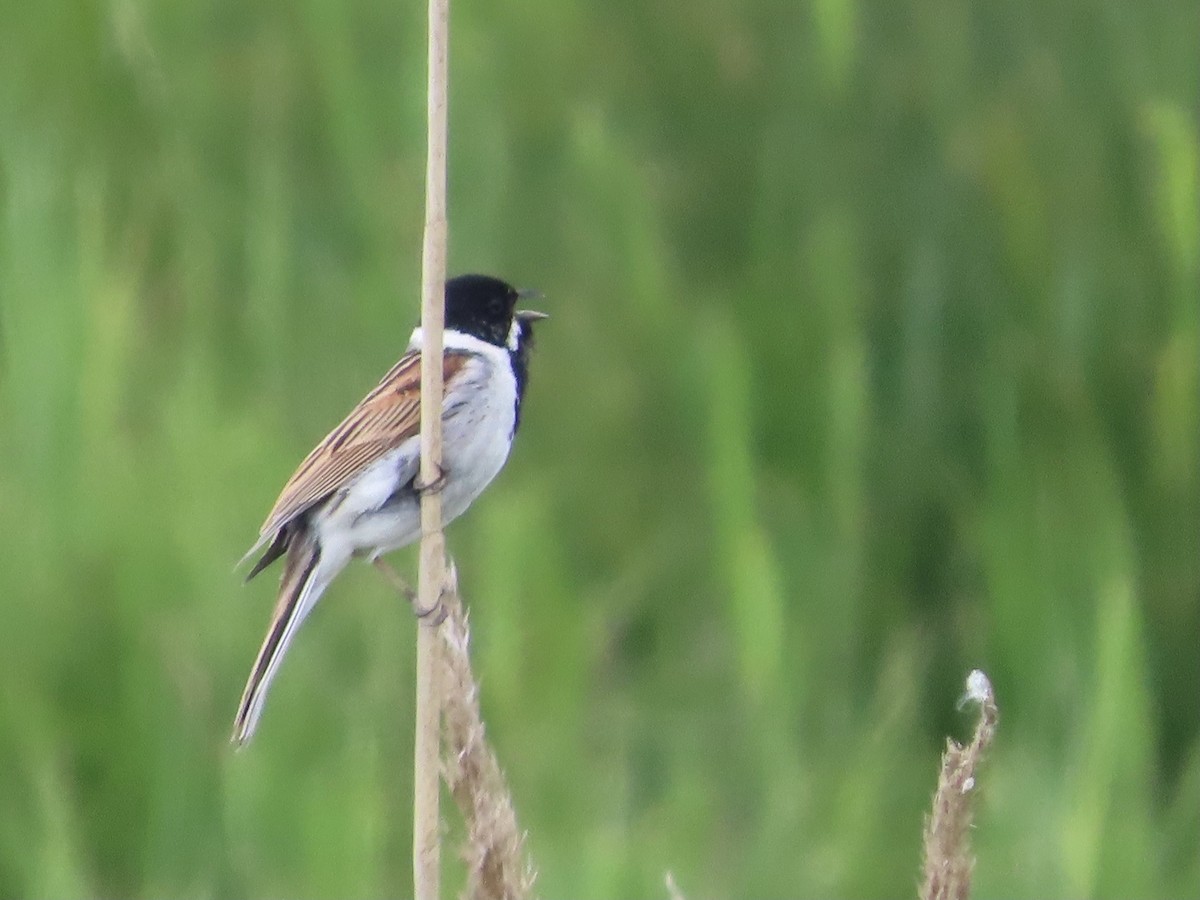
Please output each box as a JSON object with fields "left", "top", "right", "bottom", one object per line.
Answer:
{"left": 438, "top": 345, "right": 518, "bottom": 522}
{"left": 311, "top": 328, "right": 518, "bottom": 562}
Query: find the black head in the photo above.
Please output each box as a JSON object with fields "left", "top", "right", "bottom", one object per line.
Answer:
{"left": 444, "top": 274, "right": 523, "bottom": 347}
{"left": 443, "top": 275, "right": 546, "bottom": 431}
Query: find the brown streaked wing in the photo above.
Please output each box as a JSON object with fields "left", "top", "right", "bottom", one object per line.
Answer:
{"left": 257, "top": 351, "right": 470, "bottom": 538}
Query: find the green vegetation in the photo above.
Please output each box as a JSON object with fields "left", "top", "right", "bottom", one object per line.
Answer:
{"left": 1, "top": 0, "right": 1196, "bottom": 896}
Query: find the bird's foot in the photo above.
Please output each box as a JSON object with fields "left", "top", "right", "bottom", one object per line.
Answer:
{"left": 413, "top": 465, "right": 448, "bottom": 496}
{"left": 413, "top": 593, "right": 448, "bottom": 625}
{"left": 371, "top": 556, "right": 449, "bottom": 625}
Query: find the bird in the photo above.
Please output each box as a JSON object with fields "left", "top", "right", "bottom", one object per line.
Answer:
{"left": 231, "top": 274, "right": 546, "bottom": 745}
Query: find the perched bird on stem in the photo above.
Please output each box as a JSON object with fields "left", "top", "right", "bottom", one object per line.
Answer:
{"left": 232, "top": 274, "right": 545, "bottom": 745}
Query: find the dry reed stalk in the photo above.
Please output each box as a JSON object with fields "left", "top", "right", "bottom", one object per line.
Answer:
{"left": 413, "top": 0, "right": 450, "bottom": 890}
{"left": 919, "top": 670, "right": 999, "bottom": 900}
{"left": 437, "top": 563, "right": 536, "bottom": 900}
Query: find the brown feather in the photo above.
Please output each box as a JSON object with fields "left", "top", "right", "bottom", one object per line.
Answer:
{"left": 231, "top": 531, "right": 321, "bottom": 744}
{"left": 245, "top": 527, "right": 289, "bottom": 582}
{"left": 254, "top": 351, "right": 470, "bottom": 545}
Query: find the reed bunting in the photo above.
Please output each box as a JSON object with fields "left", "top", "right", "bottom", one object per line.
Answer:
{"left": 232, "top": 274, "right": 546, "bottom": 745}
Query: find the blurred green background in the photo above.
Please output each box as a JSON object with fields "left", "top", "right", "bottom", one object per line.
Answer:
{"left": 1, "top": 0, "right": 1197, "bottom": 896}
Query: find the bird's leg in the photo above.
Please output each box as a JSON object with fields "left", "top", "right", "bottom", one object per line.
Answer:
{"left": 372, "top": 556, "right": 415, "bottom": 601}
{"left": 412, "top": 464, "right": 448, "bottom": 496}
{"left": 371, "top": 556, "right": 447, "bottom": 624}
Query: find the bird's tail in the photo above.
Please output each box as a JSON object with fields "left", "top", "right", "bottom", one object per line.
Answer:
{"left": 232, "top": 532, "right": 338, "bottom": 746}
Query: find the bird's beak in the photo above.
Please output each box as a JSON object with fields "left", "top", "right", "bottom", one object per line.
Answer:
{"left": 515, "top": 288, "right": 547, "bottom": 322}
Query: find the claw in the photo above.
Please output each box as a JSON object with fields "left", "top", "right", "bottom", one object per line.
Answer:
{"left": 371, "top": 556, "right": 448, "bottom": 624}
{"left": 412, "top": 464, "right": 448, "bottom": 496}
{"left": 413, "top": 595, "right": 448, "bottom": 625}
